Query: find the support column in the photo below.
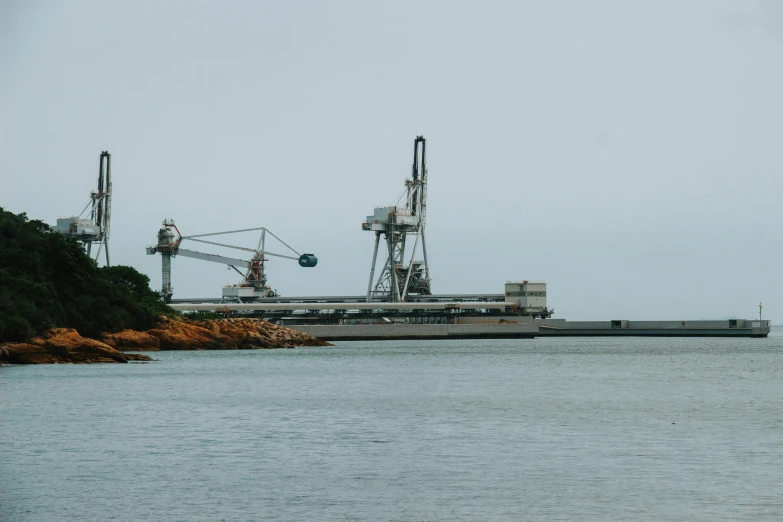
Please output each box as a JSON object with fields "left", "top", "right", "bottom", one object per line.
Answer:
{"left": 162, "top": 253, "right": 172, "bottom": 303}
{"left": 366, "top": 232, "right": 381, "bottom": 302}
{"left": 387, "top": 233, "right": 400, "bottom": 302}
{"left": 421, "top": 229, "right": 430, "bottom": 286}
{"left": 400, "top": 230, "right": 420, "bottom": 301}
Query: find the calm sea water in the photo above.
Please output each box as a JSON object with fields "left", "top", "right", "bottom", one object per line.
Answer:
{"left": 1, "top": 331, "right": 782, "bottom": 521}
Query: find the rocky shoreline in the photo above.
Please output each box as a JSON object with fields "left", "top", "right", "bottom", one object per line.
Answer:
{"left": 0, "top": 316, "right": 331, "bottom": 364}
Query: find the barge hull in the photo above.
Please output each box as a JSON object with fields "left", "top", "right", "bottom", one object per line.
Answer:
{"left": 534, "top": 319, "right": 770, "bottom": 338}
{"left": 289, "top": 320, "right": 770, "bottom": 340}
{"left": 537, "top": 328, "right": 768, "bottom": 338}
{"left": 291, "top": 323, "right": 537, "bottom": 341}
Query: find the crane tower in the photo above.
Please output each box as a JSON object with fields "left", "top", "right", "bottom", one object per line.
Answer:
{"left": 363, "top": 136, "right": 431, "bottom": 302}
{"left": 53, "top": 151, "right": 112, "bottom": 266}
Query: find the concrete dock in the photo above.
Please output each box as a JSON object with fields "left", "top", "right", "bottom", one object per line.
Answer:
{"left": 291, "top": 323, "right": 538, "bottom": 341}
{"left": 169, "top": 303, "right": 770, "bottom": 339}
{"left": 534, "top": 319, "right": 771, "bottom": 338}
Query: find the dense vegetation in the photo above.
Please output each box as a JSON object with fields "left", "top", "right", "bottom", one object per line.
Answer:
{"left": 0, "top": 208, "right": 174, "bottom": 342}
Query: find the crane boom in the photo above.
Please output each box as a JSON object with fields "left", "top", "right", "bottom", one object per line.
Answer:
{"left": 173, "top": 248, "right": 249, "bottom": 268}
{"left": 184, "top": 237, "right": 299, "bottom": 260}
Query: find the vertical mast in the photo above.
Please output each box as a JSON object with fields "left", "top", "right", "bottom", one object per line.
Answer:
{"left": 102, "top": 151, "right": 112, "bottom": 266}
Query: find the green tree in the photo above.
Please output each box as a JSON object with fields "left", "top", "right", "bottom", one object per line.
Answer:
{"left": 0, "top": 208, "right": 174, "bottom": 342}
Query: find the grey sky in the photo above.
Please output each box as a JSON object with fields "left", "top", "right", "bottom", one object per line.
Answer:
{"left": 1, "top": 0, "right": 781, "bottom": 321}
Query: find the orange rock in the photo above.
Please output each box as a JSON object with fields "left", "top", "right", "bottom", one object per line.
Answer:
{"left": 0, "top": 329, "right": 154, "bottom": 364}
{"left": 41, "top": 329, "right": 124, "bottom": 361}
{"left": 20, "top": 352, "right": 67, "bottom": 364}
{"left": 1, "top": 316, "right": 328, "bottom": 365}
{"left": 0, "top": 343, "right": 65, "bottom": 364}
{"left": 101, "top": 330, "right": 160, "bottom": 351}
{"left": 143, "top": 316, "right": 330, "bottom": 350}
{"left": 147, "top": 316, "right": 235, "bottom": 350}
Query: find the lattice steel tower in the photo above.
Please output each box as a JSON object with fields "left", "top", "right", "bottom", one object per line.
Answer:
{"left": 53, "top": 151, "right": 112, "bottom": 266}
{"left": 363, "top": 136, "right": 431, "bottom": 302}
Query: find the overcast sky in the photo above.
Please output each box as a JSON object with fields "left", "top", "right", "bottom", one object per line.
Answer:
{"left": 1, "top": 0, "right": 781, "bottom": 321}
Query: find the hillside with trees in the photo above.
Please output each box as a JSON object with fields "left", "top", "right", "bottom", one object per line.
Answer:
{"left": 0, "top": 208, "right": 173, "bottom": 342}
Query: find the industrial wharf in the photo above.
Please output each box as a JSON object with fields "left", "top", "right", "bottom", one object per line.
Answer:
{"left": 169, "top": 295, "right": 539, "bottom": 340}
{"left": 169, "top": 297, "right": 771, "bottom": 339}
{"left": 152, "top": 135, "right": 769, "bottom": 340}
{"left": 55, "top": 141, "right": 770, "bottom": 341}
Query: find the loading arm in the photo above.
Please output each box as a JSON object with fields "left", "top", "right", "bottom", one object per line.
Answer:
{"left": 173, "top": 248, "right": 251, "bottom": 269}
{"left": 148, "top": 220, "right": 317, "bottom": 302}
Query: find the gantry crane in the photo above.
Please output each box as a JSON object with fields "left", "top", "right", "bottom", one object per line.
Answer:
{"left": 146, "top": 220, "right": 317, "bottom": 303}
{"left": 53, "top": 151, "right": 112, "bottom": 265}
{"left": 362, "top": 136, "right": 431, "bottom": 302}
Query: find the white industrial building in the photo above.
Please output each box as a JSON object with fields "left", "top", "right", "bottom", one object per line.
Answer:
{"left": 504, "top": 281, "right": 548, "bottom": 315}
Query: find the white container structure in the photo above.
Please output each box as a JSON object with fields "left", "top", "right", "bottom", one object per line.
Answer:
{"left": 504, "top": 281, "right": 551, "bottom": 318}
